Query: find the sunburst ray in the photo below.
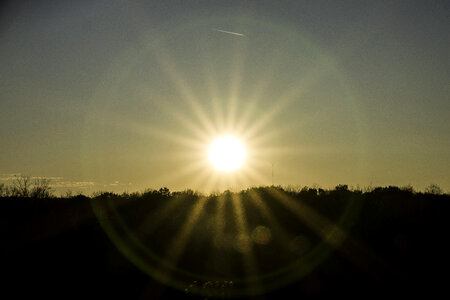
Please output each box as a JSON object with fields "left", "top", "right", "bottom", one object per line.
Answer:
{"left": 152, "top": 44, "right": 217, "bottom": 136}
{"left": 268, "top": 188, "right": 397, "bottom": 280}
{"left": 230, "top": 193, "right": 263, "bottom": 295}
{"left": 136, "top": 195, "right": 184, "bottom": 239}
{"left": 247, "top": 189, "right": 292, "bottom": 247}
{"left": 165, "top": 196, "right": 208, "bottom": 262}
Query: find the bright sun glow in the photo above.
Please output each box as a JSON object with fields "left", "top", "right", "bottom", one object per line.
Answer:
{"left": 209, "top": 136, "right": 246, "bottom": 172}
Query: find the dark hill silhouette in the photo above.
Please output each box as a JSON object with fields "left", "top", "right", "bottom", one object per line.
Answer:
{"left": 1, "top": 185, "right": 449, "bottom": 299}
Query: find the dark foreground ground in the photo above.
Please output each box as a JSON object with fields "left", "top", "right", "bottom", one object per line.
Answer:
{"left": 1, "top": 186, "right": 449, "bottom": 299}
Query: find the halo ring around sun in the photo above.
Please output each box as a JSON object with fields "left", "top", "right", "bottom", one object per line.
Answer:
{"left": 87, "top": 15, "right": 364, "bottom": 298}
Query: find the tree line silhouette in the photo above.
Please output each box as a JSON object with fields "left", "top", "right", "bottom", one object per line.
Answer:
{"left": 1, "top": 178, "right": 449, "bottom": 298}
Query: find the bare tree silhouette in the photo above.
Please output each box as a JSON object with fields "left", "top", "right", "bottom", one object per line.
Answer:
{"left": 6, "top": 175, "right": 52, "bottom": 198}
{"left": 31, "top": 178, "right": 52, "bottom": 198}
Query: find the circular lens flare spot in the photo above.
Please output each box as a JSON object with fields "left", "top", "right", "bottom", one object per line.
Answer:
{"left": 252, "top": 226, "right": 272, "bottom": 245}
{"left": 209, "top": 136, "right": 245, "bottom": 172}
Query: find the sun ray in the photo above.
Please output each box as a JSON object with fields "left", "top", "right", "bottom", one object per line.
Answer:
{"left": 154, "top": 158, "right": 208, "bottom": 186}
{"left": 198, "top": 32, "right": 230, "bottom": 134}
{"left": 247, "top": 189, "right": 292, "bottom": 246}
{"left": 235, "top": 168, "right": 250, "bottom": 183}
{"left": 226, "top": 38, "right": 247, "bottom": 131}
{"left": 202, "top": 64, "right": 226, "bottom": 132}
{"left": 240, "top": 164, "right": 269, "bottom": 187}
{"left": 203, "top": 175, "right": 221, "bottom": 194}
{"left": 250, "top": 145, "right": 304, "bottom": 160}
{"left": 241, "top": 87, "right": 304, "bottom": 140}
{"left": 213, "top": 193, "right": 226, "bottom": 249}
{"left": 267, "top": 188, "right": 398, "bottom": 280}
{"left": 163, "top": 107, "right": 214, "bottom": 142}
{"left": 152, "top": 44, "right": 217, "bottom": 136}
{"left": 268, "top": 188, "right": 348, "bottom": 244}
{"left": 111, "top": 116, "right": 202, "bottom": 150}
{"left": 146, "top": 126, "right": 206, "bottom": 150}
{"left": 165, "top": 196, "right": 208, "bottom": 262}
{"left": 95, "top": 110, "right": 207, "bottom": 153}
{"left": 230, "top": 193, "right": 263, "bottom": 295}
{"left": 234, "top": 52, "right": 285, "bottom": 134}
{"left": 184, "top": 166, "right": 217, "bottom": 193}
{"left": 136, "top": 195, "right": 184, "bottom": 239}
{"left": 226, "top": 170, "right": 249, "bottom": 191}
{"left": 234, "top": 97, "right": 259, "bottom": 134}
{"left": 245, "top": 123, "right": 293, "bottom": 147}
{"left": 241, "top": 59, "right": 327, "bottom": 140}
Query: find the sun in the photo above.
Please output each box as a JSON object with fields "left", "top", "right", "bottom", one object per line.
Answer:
{"left": 208, "top": 136, "right": 246, "bottom": 172}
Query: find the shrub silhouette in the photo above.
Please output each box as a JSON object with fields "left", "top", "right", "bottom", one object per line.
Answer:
{"left": 425, "top": 184, "right": 442, "bottom": 195}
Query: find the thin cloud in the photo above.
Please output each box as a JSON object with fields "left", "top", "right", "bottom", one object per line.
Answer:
{"left": 109, "top": 181, "right": 131, "bottom": 187}
{"left": 51, "top": 181, "right": 95, "bottom": 188}
{"left": 0, "top": 173, "right": 22, "bottom": 181}
{"left": 0, "top": 174, "right": 63, "bottom": 181}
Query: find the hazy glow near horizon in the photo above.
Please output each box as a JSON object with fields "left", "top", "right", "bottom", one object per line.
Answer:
{"left": 209, "top": 136, "right": 246, "bottom": 172}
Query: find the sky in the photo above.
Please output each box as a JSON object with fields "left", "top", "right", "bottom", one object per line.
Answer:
{"left": 1, "top": 0, "right": 449, "bottom": 194}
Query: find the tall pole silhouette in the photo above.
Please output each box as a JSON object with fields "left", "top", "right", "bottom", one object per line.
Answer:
{"left": 272, "top": 163, "right": 274, "bottom": 186}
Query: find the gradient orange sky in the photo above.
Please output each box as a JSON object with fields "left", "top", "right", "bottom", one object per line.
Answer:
{"left": 1, "top": 1, "right": 449, "bottom": 194}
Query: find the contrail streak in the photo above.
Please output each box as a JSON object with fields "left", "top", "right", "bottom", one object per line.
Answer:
{"left": 212, "top": 28, "right": 245, "bottom": 37}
